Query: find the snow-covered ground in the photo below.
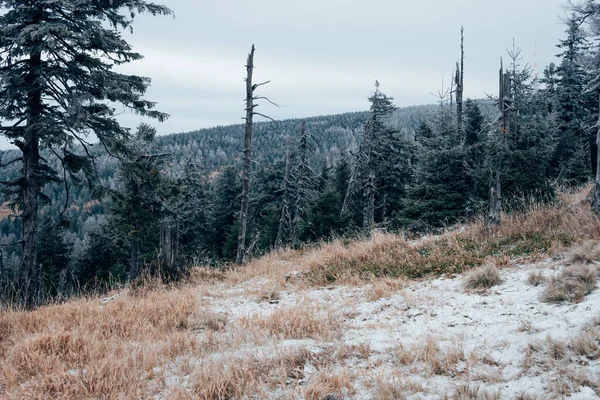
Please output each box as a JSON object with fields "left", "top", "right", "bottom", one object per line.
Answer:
{"left": 155, "top": 258, "right": 600, "bottom": 399}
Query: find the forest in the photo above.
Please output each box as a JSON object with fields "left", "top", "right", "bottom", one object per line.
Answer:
{"left": 0, "top": 0, "right": 599, "bottom": 308}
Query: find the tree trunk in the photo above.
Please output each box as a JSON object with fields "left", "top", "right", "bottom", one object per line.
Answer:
{"left": 236, "top": 45, "right": 255, "bottom": 265}
{"left": 591, "top": 91, "right": 600, "bottom": 213}
{"left": 488, "top": 170, "right": 502, "bottom": 225}
{"left": 21, "top": 45, "right": 43, "bottom": 309}
{"left": 488, "top": 60, "right": 511, "bottom": 226}
{"left": 456, "top": 26, "right": 464, "bottom": 142}
{"left": 363, "top": 124, "right": 375, "bottom": 230}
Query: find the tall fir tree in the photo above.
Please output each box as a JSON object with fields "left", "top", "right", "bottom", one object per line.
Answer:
{"left": 0, "top": 0, "right": 171, "bottom": 307}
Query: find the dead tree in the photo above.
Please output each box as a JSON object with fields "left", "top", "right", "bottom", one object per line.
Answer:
{"left": 159, "top": 218, "right": 179, "bottom": 278}
{"left": 489, "top": 60, "right": 512, "bottom": 226}
{"left": 236, "top": 44, "right": 276, "bottom": 265}
{"left": 455, "top": 26, "right": 465, "bottom": 141}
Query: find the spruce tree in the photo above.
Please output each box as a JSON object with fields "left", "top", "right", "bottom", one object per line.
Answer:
{"left": 108, "top": 124, "right": 169, "bottom": 281}
{"left": 554, "top": 16, "right": 594, "bottom": 183}
{"left": 402, "top": 109, "right": 470, "bottom": 227}
{"left": 0, "top": 0, "right": 171, "bottom": 307}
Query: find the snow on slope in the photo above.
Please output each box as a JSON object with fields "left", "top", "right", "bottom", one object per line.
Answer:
{"left": 156, "top": 258, "right": 600, "bottom": 399}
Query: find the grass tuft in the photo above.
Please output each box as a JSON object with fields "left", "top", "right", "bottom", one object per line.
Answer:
{"left": 541, "top": 264, "right": 598, "bottom": 304}
{"left": 463, "top": 265, "right": 502, "bottom": 290}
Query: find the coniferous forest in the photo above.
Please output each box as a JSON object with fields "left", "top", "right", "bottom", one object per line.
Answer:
{"left": 1, "top": 0, "right": 600, "bottom": 308}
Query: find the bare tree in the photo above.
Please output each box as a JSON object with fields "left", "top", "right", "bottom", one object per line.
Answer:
{"left": 236, "top": 44, "right": 276, "bottom": 265}
{"left": 455, "top": 26, "right": 465, "bottom": 141}
{"left": 489, "top": 59, "right": 512, "bottom": 226}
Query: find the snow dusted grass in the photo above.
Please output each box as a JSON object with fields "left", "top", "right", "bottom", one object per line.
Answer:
{"left": 2, "top": 187, "right": 600, "bottom": 398}
{"left": 463, "top": 265, "right": 503, "bottom": 290}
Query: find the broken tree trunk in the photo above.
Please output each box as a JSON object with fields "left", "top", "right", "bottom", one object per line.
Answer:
{"left": 489, "top": 60, "right": 511, "bottom": 226}
{"left": 236, "top": 45, "right": 255, "bottom": 265}
{"left": 456, "top": 26, "right": 464, "bottom": 142}
{"left": 235, "top": 45, "right": 276, "bottom": 264}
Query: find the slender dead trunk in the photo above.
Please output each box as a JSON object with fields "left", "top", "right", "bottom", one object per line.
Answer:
{"left": 591, "top": 91, "right": 600, "bottom": 213}
{"left": 456, "top": 26, "right": 464, "bottom": 142}
{"left": 489, "top": 60, "right": 511, "bottom": 226}
{"left": 236, "top": 45, "right": 255, "bottom": 265}
{"left": 21, "top": 45, "right": 43, "bottom": 309}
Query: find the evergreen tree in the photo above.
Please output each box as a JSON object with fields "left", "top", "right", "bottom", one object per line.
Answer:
{"left": 0, "top": 0, "right": 171, "bottom": 307}
{"left": 553, "top": 15, "right": 594, "bottom": 183}
{"left": 402, "top": 109, "right": 470, "bottom": 227}
{"left": 108, "top": 124, "right": 169, "bottom": 281}
{"left": 37, "top": 217, "right": 72, "bottom": 299}
{"left": 212, "top": 166, "right": 240, "bottom": 260}
{"left": 464, "top": 99, "right": 487, "bottom": 201}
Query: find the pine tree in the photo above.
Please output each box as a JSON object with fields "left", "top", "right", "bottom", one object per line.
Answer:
{"left": 402, "top": 108, "right": 470, "bottom": 227}
{"left": 0, "top": 0, "right": 171, "bottom": 307}
{"left": 554, "top": 15, "right": 594, "bottom": 182}
{"left": 108, "top": 124, "right": 169, "bottom": 281}
{"left": 464, "top": 99, "right": 487, "bottom": 201}
{"left": 37, "top": 217, "right": 72, "bottom": 299}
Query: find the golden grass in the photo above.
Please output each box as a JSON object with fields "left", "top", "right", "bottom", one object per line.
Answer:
{"left": 187, "top": 348, "right": 315, "bottom": 400}
{"left": 463, "top": 265, "right": 502, "bottom": 291}
{"left": 303, "top": 368, "right": 355, "bottom": 400}
{"left": 0, "top": 287, "right": 219, "bottom": 399}
{"left": 241, "top": 303, "right": 342, "bottom": 341}
{"left": 2, "top": 186, "right": 600, "bottom": 399}
{"left": 541, "top": 264, "right": 598, "bottom": 304}
{"left": 303, "top": 187, "right": 600, "bottom": 285}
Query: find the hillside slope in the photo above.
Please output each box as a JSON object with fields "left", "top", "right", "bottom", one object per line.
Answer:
{"left": 1, "top": 187, "right": 599, "bottom": 399}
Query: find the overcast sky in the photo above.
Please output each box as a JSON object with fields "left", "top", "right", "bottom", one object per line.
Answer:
{"left": 0, "top": 0, "right": 573, "bottom": 149}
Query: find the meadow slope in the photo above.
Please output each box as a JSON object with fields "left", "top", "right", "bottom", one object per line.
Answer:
{"left": 1, "top": 187, "right": 600, "bottom": 399}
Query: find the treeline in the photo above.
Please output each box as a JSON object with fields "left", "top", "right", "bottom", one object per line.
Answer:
{"left": 0, "top": 1, "right": 598, "bottom": 306}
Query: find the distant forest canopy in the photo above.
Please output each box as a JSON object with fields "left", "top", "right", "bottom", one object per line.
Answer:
{"left": 0, "top": 0, "right": 598, "bottom": 307}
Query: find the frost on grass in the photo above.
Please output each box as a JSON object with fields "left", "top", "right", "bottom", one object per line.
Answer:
{"left": 463, "top": 264, "right": 502, "bottom": 291}
{"left": 541, "top": 264, "right": 598, "bottom": 303}
{"left": 527, "top": 270, "right": 546, "bottom": 287}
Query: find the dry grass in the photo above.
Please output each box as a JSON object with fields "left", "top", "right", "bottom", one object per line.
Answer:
{"left": 571, "top": 330, "right": 600, "bottom": 359}
{"left": 188, "top": 348, "right": 316, "bottom": 399}
{"left": 463, "top": 265, "right": 503, "bottom": 291}
{"left": 371, "top": 376, "right": 426, "bottom": 400}
{"left": 241, "top": 303, "right": 342, "bottom": 341}
{"left": 451, "top": 384, "right": 501, "bottom": 400}
{"left": 0, "top": 287, "right": 211, "bottom": 399}
{"left": 367, "top": 277, "right": 407, "bottom": 300}
{"left": 303, "top": 368, "right": 355, "bottom": 400}
{"left": 304, "top": 188, "right": 598, "bottom": 285}
{"left": 541, "top": 264, "right": 598, "bottom": 304}
{"left": 527, "top": 270, "right": 546, "bottom": 286}
{"left": 565, "top": 240, "right": 600, "bottom": 265}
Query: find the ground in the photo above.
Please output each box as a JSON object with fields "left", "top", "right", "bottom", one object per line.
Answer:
{"left": 1, "top": 189, "right": 600, "bottom": 399}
